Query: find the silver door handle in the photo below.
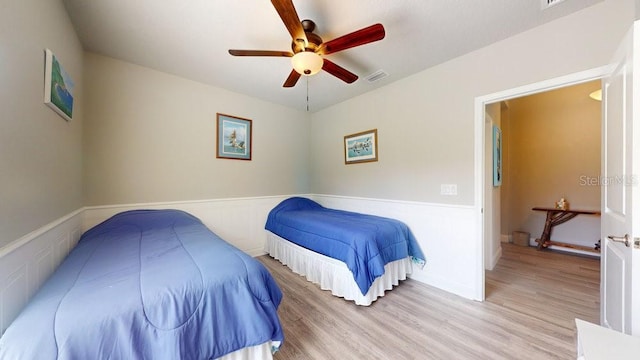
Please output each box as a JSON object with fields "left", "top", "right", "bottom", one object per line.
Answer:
{"left": 607, "top": 234, "right": 631, "bottom": 247}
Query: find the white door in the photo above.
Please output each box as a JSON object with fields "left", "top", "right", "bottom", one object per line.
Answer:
{"left": 601, "top": 21, "right": 640, "bottom": 335}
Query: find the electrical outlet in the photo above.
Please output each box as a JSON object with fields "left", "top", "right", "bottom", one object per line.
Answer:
{"left": 440, "top": 184, "right": 458, "bottom": 195}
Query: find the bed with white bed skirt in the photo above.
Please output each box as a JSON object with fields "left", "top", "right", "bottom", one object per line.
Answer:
{"left": 265, "top": 232, "right": 415, "bottom": 306}
{"left": 264, "top": 197, "right": 425, "bottom": 306}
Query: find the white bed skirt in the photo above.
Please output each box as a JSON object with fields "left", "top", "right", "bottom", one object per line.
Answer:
{"left": 216, "top": 341, "right": 279, "bottom": 360}
{"left": 265, "top": 232, "right": 413, "bottom": 306}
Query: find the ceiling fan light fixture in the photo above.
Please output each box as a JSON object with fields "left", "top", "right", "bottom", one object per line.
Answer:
{"left": 291, "top": 51, "right": 323, "bottom": 76}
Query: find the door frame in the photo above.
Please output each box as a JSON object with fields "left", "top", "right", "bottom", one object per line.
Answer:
{"left": 473, "top": 66, "right": 609, "bottom": 301}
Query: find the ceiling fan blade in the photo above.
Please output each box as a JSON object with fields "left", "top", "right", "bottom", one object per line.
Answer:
{"left": 322, "top": 59, "right": 358, "bottom": 84}
{"left": 271, "top": 0, "right": 308, "bottom": 48}
{"left": 229, "top": 50, "right": 293, "bottom": 57}
{"left": 318, "top": 24, "right": 385, "bottom": 55}
{"left": 283, "top": 69, "right": 301, "bottom": 87}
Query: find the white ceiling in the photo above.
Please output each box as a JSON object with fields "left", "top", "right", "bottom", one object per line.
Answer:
{"left": 62, "top": 0, "right": 602, "bottom": 112}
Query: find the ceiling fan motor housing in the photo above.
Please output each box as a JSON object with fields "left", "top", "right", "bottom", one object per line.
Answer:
{"left": 292, "top": 20, "right": 322, "bottom": 53}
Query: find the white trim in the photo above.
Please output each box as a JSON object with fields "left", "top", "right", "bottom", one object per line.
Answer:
{"left": 474, "top": 91, "right": 486, "bottom": 301}
{"left": 475, "top": 66, "right": 609, "bottom": 105}
{"left": 489, "top": 245, "right": 503, "bottom": 271}
{"left": 474, "top": 66, "right": 609, "bottom": 301}
{"left": 310, "top": 193, "right": 475, "bottom": 210}
{"left": 0, "top": 208, "right": 84, "bottom": 258}
{"left": 82, "top": 194, "right": 306, "bottom": 211}
{"left": 82, "top": 195, "right": 306, "bottom": 256}
{"left": 546, "top": 245, "right": 600, "bottom": 258}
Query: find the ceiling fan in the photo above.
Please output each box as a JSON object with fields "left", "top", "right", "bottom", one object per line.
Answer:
{"left": 228, "top": 0, "right": 385, "bottom": 88}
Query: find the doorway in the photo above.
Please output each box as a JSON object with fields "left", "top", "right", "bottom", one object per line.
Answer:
{"left": 478, "top": 73, "right": 604, "bottom": 328}
{"left": 490, "top": 80, "right": 602, "bottom": 260}
{"left": 474, "top": 67, "right": 609, "bottom": 302}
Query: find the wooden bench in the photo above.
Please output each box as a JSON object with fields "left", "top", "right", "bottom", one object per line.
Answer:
{"left": 532, "top": 207, "right": 601, "bottom": 253}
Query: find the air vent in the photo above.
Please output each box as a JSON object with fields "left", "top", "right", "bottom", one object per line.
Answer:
{"left": 541, "top": 0, "right": 566, "bottom": 10}
{"left": 366, "top": 70, "right": 388, "bottom": 83}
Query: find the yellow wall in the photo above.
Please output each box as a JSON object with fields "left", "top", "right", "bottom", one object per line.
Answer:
{"left": 501, "top": 80, "right": 601, "bottom": 247}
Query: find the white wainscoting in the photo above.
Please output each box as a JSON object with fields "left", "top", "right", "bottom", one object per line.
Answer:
{"left": 0, "top": 209, "right": 83, "bottom": 335}
{"left": 0, "top": 194, "right": 479, "bottom": 335}
{"left": 311, "top": 195, "right": 479, "bottom": 300}
{"left": 83, "top": 195, "right": 297, "bottom": 256}
{"left": 0, "top": 196, "right": 293, "bottom": 335}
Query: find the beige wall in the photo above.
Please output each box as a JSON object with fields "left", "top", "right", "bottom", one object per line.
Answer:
{"left": 2, "top": 0, "right": 634, "bottom": 253}
{"left": 309, "top": 0, "right": 633, "bottom": 205}
{"left": 83, "top": 53, "right": 310, "bottom": 205}
{"left": 0, "top": 0, "right": 84, "bottom": 247}
{"left": 502, "top": 80, "right": 601, "bottom": 247}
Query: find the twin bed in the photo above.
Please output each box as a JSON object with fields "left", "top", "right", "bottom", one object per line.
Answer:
{"left": 0, "top": 210, "right": 283, "bottom": 360}
{"left": 265, "top": 197, "right": 425, "bottom": 306}
{"left": 0, "top": 198, "right": 424, "bottom": 358}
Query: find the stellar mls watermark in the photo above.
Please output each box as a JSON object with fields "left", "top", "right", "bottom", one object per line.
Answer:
{"left": 579, "top": 175, "right": 639, "bottom": 186}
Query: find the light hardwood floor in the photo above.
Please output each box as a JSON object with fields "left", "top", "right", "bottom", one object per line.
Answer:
{"left": 258, "top": 243, "right": 600, "bottom": 360}
{"left": 485, "top": 243, "right": 600, "bottom": 330}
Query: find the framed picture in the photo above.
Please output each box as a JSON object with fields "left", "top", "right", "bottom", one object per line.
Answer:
{"left": 216, "top": 113, "right": 252, "bottom": 160}
{"left": 493, "top": 125, "right": 502, "bottom": 186}
{"left": 44, "top": 49, "right": 74, "bottom": 121}
{"left": 344, "top": 129, "right": 378, "bottom": 164}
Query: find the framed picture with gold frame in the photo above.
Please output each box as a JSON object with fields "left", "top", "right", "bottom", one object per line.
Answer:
{"left": 344, "top": 129, "right": 378, "bottom": 164}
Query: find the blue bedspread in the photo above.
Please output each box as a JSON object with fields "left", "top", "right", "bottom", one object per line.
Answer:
{"left": 0, "top": 209, "right": 284, "bottom": 360}
{"left": 265, "top": 197, "right": 425, "bottom": 295}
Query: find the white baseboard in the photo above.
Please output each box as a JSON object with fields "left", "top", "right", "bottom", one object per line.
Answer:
{"left": 489, "top": 246, "right": 502, "bottom": 271}
{"left": 527, "top": 237, "right": 600, "bottom": 258}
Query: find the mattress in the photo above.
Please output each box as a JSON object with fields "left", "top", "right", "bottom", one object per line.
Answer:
{"left": 265, "top": 197, "right": 425, "bottom": 295}
{"left": 0, "top": 209, "right": 284, "bottom": 360}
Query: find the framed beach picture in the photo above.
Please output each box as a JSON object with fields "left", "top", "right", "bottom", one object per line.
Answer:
{"left": 344, "top": 129, "right": 378, "bottom": 164}
{"left": 44, "top": 49, "right": 74, "bottom": 121}
{"left": 216, "top": 113, "right": 252, "bottom": 160}
{"left": 493, "top": 125, "right": 502, "bottom": 187}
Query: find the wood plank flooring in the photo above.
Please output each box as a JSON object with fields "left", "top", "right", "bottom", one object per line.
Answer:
{"left": 258, "top": 243, "right": 600, "bottom": 360}
{"left": 485, "top": 243, "right": 600, "bottom": 330}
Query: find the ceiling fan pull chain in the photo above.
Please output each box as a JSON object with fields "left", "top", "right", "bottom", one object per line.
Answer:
{"left": 306, "top": 76, "right": 310, "bottom": 112}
